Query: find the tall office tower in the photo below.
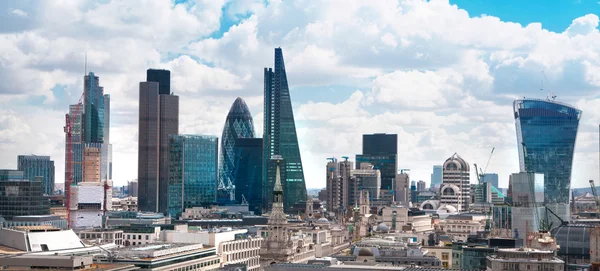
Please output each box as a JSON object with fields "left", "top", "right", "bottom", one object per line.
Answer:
{"left": 167, "top": 135, "right": 218, "bottom": 218}
{"left": 356, "top": 133, "right": 397, "bottom": 191}
{"left": 417, "top": 180, "right": 426, "bottom": 191}
{"left": 262, "top": 48, "right": 307, "bottom": 211}
{"left": 0, "top": 170, "right": 50, "bottom": 219}
{"left": 349, "top": 163, "right": 381, "bottom": 206}
{"left": 514, "top": 99, "right": 581, "bottom": 206}
{"left": 508, "top": 172, "right": 545, "bottom": 236}
{"left": 66, "top": 104, "right": 84, "bottom": 185}
{"left": 83, "top": 72, "right": 105, "bottom": 144}
{"left": 103, "top": 94, "right": 112, "bottom": 181}
{"left": 440, "top": 153, "right": 470, "bottom": 211}
{"left": 233, "top": 138, "right": 263, "bottom": 214}
{"left": 325, "top": 158, "right": 353, "bottom": 214}
{"left": 138, "top": 70, "right": 179, "bottom": 213}
{"left": 395, "top": 172, "right": 410, "bottom": 205}
{"left": 218, "top": 97, "right": 256, "bottom": 203}
{"left": 127, "top": 180, "right": 138, "bottom": 197}
{"left": 481, "top": 173, "right": 499, "bottom": 188}
{"left": 17, "top": 155, "right": 55, "bottom": 195}
{"left": 147, "top": 69, "right": 171, "bottom": 95}
{"left": 430, "top": 165, "right": 442, "bottom": 189}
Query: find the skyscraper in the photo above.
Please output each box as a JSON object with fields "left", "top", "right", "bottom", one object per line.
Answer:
{"left": 325, "top": 158, "right": 352, "bottom": 214}
{"left": 83, "top": 72, "right": 105, "bottom": 144}
{"left": 262, "top": 48, "right": 307, "bottom": 212}
{"left": 356, "top": 133, "right": 397, "bottom": 191}
{"left": 138, "top": 70, "right": 179, "bottom": 213}
{"left": 167, "top": 135, "right": 218, "bottom": 218}
{"left": 440, "top": 153, "right": 470, "bottom": 211}
{"left": 514, "top": 98, "right": 581, "bottom": 205}
{"left": 482, "top": 173, "right": 499, "bottom": 189}
{"left": 147, "top": 69, "right": 171, "bottom": 95}
{"left": 17, "top": 155, "right": 55, "bottom": 195}
{"left": 218, "top": 97, "right": 256, "bottom": 203}
{"left": 417, "top": 180, "right": 426, "bottom": 191}
{"left": 232, "top": 138, "right": 263, "bottom": 214}
{"left": 0, "top": 170, "right": 49, "bottom": 219}
{"left": 430, "top": 165, "right": 442, "bottom": 188}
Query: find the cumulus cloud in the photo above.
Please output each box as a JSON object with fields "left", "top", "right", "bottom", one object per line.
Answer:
{"left": 0, "top": 0, "right": 599, "bottom": 190}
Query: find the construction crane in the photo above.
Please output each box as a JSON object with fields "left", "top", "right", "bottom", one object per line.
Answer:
{"left": 64, "top": 93, "right": 84, "bottom": 228}
{"left": 341, "top": 156, "right": 349, "bottom": 162}
{"left": 541, "top": 71, "right": 557, "bottom": 101}
{"left": 589, "top": 180, "right": 600, "bottom": 213}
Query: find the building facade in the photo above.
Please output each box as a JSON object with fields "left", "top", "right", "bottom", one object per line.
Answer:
{"left": 441, "top": 153, "right": 470, "bottom": 211}
{"left": 514, "top": 98, "right": 581, "bottom": 207}
{"left": 0, "top": 170, "right": 50, "bottom": 219}
{"left": 431, "top": 165, "right": 443, "bottom": 189}
{"left": 219, "top": 97, "right": 256, "bottom": 204}
{"left": 138, "top": 69, "right": 179, "bottom": 214}
{"left": 17, "top": 155, "right": 55, "bottom": 195}
{"left": 349, "top": 163, "right": 380, "bottom": 206}
{"left": 263, "top": 48, "right": 307, "bottom": 212}
{"left": 325, "top": 159, "right": 352, "bottom": 214}
{"left": 482, "top": 173, "right": 499, "bottom": 189}
{"left": 356, "top": 133, "right": 397, "bottom": 191}
{"left": 233, "top": 138, "right": 263, "bottom": 214}
{"left": 417, "top": 180, "right": 426, "bottom": 191}
{"left": 167, "top": 135, "right": 218, "bottom": 218}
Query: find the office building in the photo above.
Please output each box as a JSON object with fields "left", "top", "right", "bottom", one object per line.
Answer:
{"left": 167, "top": 135, "right": 218, "bottom": 218}
{"left": 440, "top": 153, "right": 470, "bottom": 211}
{"left": 486, "top": 248, "right": 564, "bottom": 271}
{"left": 69, "top": 181, "right": 111, "bottom": 228}
{"left": 325, "top": 158, "right": 352, "bottom": 214}
{"left": 83, "top": 72, "right": 105, "bottom": 144}
{"left": 127, "top": 180, "right": 138, "bottom": 197}
{"left": 514, "top": 98, "right": 581, "bottom": 206}
{"left": 508, "top": 172, "right": 545, "bottom": 236}
{"left": 233, "top": 138, "right": 263, "bottom": 214}
{"left": 356, "top": 133, "right": 397, "bottom": 190}
{"left": 395, "top": 172, "right": 410, "bottom": 205}
{"left": 146, "top": 69, "right": 171, "bottom": 95}
{"left": 17, "top": 155, "right": 55, "bottom": 195}
{"left": 417, "top": 180, "right": 426, "bottom": 191}
{"left": 218, "top": 97, "right": 256, "bottom": 203}
{"left": 349, "top": 163, "right": 380, "bottom": 206}
{"left": 66, "top": 104, "right": 84, "bottom": 185}
{"left": 263, "top": 48, "right": 307, "bottom": 211}
{"left": 430, "top": 165, "right": 442, "bottom": 189}
{"left": 0, "top": 170, "right": 50, "bottom": 219}
{"left": 481, "top": 173, "right": 498, "bottom": 188}
{"left": 138, "top": 69, "right": 179, "bottom": 213}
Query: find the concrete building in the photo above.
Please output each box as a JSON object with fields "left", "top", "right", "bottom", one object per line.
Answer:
{"left": 112, "top": 196, "right": 138, "bottom": 212}
{"left": 83, "top": 145, "right": 102, "bottom": 182}
{"left": 77, "top": 228, "right": 124, "bottom": 246}
{"left": 69, "top": 181, "right": 111, "bottom": 229}
{"left": 138, "top": 70, "right": 179, "bottom": 214}
{"left": 441, "top": 153, "right": 470, "bottom": 211}
{"left": 105, "top": 211, "right": 170, "bottom": 227}
{"left": 350, "top": 163, "right": 380, "bottom": 206}
{"left": 508, "top": 172, "right": 545, "bottom": 235}
{"left": 2, "top": 215, "right": 67, "bottom": 230}
{"left": 325, "top": 158, "right": 352, "bottom": 215}
{"left": 486, "top": 248, "right": 564, "bottom": 271}
{"left": 425, "top": 246, "right": 453, "bottom": 268}
{"left": 0, "top": 255, "right": 137, "bottom": 271}
{"left": 439, "top": 214, "right": 486, "bottom": 242}
{"left": 0, "top": 227, "right": 85, "bottom": 252}
{"left": 395, "top": 172, "right": 410, "bottom": 206}
{"left": 108, "top": 243, "right": 222, "bottom": 271}
{"left": 127, "top": 180, "right": 138, "bottom": 197}
{"left": 417, "top": 180, "right": 426, "bottom": 191}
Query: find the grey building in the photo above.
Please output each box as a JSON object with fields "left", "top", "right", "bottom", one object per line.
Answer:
{"left": 326, "top": 159, "right": 352, "bottom": 213}
{"left": 430, "top": 165, "right": 442, "bottom": 188}
{"left": 138, "top": 69, "right": 179, "bottom": 214}
{"left": 417, "top": 180, "right": 426, "bottom": 191}
{"left": 356, "top": 133, "right": 397, "bottom": 191}
{"left": 481, "top": 173, "right": 498, "bottom": 188}
{"left": 127, "top": 180, "right": 138, "bottom": 197}
{"left": 349, "top": 163, "right": 381, "bottom": 206}
{"left": 395, "top": 172, "right": 410, "bottom": 205}
{"left": 17, "top": 155, "right": 55, "bottom": 195}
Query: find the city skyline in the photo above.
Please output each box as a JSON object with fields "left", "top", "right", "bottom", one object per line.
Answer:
{"left": 1, "top": 1, "right": 600, "bottom": 191}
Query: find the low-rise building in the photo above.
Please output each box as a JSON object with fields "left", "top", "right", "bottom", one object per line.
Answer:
{"left": 112, "top": 196, "right": 138, "bottom": 212}
{"left": 107, "top": 243, "right": 222, "bottom": 271}
{"left": 439, "top": 214, "right": 486, "bottom": 242}
{"left": 77, "top": 228, "right": 124, "bottom": 246}
{"left": 105, "top": 211, "right": 170, "bottom": 227}
{"left": 486, "top": 248, "right": 564, "bottom": 271}
{"left": 0, "top": 255, "right": 137, "bottom": 271}
{"left": 425, "top": 246, "right": 453, "bottom": 269}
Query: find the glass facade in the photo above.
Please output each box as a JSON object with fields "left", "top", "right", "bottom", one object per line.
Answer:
{"left": 481, "top": 173, "right": 498, "bottom": 189}
{"left": 356, "top": 134, "right": 398, "bottom": 190}
{"left": 430, "top": 165, "right": 442, "bottom": 188}
{"left": 168, "top": 135, "right": 218, "bottom": 218}
{"left": 18, "top": 155, "right": 55, "bottom": 195}
{"left": 83, "top": 72, "right": 105, "bottom": 144}
{"left": 232, "top": 138, "right": 262, "bottom": 214}
{"left": 218, "top": 97, "right": 256, "bottom": 203}
{"left": 514, "top": 98, "right": 581, "bottom": 204}
{"left": 147, "top": 69, "right": 171, "bottom": 95}
{"left": 0, "top": 170, "right": 50, "bottom": 219}
{"left": 263, "top": 48, "right": 307, "bottom": 212}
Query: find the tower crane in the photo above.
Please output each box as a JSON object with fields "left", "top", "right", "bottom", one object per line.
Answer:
{"left": 64, "top": 93, "right": 84, "bottom": 228}
{"left": 589, "top": 180, "right": 600, "bottom": 213}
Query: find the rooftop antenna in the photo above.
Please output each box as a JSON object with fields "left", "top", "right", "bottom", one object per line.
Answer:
{"left": 541, "top": 71, "right": 556, "bottom": 101}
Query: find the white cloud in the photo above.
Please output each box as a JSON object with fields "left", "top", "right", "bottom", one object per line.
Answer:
{"left": 9, "top": 8, "right": 28, "bottom": 17}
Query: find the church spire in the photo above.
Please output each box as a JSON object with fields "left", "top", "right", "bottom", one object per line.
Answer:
{"left": 269, "top": 158, "right": 287, "bottom": 224}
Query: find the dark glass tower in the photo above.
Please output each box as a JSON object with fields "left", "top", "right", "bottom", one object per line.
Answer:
{"left": 232, "top": 138, "right": 262, "bottom": 214}
{"left": 17, "top": 155, "right": 55, "bottom": 195}
{"left": 168, "top": 135, "right": 218, "bottom": 218}
{"left": 83, "top": 72, "right": 105, "bottom": 144}
{"left": 0, "top": 170, "right": 50, "bottom": 219}
{"left": 356, "top": 133, "right": 398, "bottom": 191}
{"left": 263, "top": 48, "right": 307, "bottom": 212}
{"left": 514, "top": 98, "right": 581, "bottom": 205}
{"left": 147, "top": 69, "right": 171, "bottom": 95}
{"left": 138, "top": 70, "right": 179, "bottom": 214}
{"left": 218, "top": 97, "right": 256, "bottom": 203}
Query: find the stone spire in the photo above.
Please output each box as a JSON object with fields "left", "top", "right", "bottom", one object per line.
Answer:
{"left": 269, "top": 159, "right": 287, "bottom": 224}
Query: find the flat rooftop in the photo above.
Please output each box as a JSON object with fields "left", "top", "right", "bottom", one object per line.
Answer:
{"left": 0, "top": 263, "right": 139, "bottom": 271}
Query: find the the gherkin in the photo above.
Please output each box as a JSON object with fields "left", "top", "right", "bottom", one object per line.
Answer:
{"left": 218, "top": 97, "right": 256, "bottom": 202}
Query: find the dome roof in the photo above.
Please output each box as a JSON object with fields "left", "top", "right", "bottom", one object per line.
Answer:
{"left": 437, "top": 204, "right": 458, "bottom": 214}
{"left": 551, "top": 224, "right": 592, "bottom": 257}
{"left": 376, "top": 222, "right": 389, "bottom": 232}
{"left": 227, "top": 97, "right": 254, "bottom": 121}
{"left": 358, "top": 247, "right": 374, "bottom": 257}
{"left": 316, "top": 217, "right": 330, "bottom": 223}
{"left": 443, "top": 153, "right": 469, "bottom": 171}
{"left": 421, "top": 200, "right": 440, "bottom": 210}
{"left": 440, "top": 184, "right": 460, "bottom": 196}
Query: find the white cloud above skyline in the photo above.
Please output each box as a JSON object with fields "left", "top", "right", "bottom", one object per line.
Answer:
{"left": 0, "top": 0, "right": 599, "bottom": 191}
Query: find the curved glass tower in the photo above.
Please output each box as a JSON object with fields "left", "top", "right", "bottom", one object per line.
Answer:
{"left": 218, "top": 97, "right": 256, "bottom": 200}
{"left": 514, "top": 98, "right": 582, "bottom": 205}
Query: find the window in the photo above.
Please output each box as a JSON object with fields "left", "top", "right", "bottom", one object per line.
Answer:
{"left": 146, "top": 235, "right": 149, "bottom": 240}
{"left": 133, "top": 235, "right": 136, "bottom": 239}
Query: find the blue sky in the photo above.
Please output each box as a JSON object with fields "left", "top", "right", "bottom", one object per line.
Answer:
{"left": 0, "top": 0, "right": 599, "bottom": 191}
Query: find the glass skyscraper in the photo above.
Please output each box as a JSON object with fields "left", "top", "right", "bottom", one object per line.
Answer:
{"left": 356, "top": 133, "right": 398, "bottom": 191}
{"left": 232, "top": 138, "right": 263, "bottom": 214}
{"left": 168, "top": 135, "right": 218, "bottom": 218}
{"left": 262, "top": 48, "right": 307, "bottom": 212}
{"left": 430, "top": 165, "right": 442, "bottom": 188}
{"left": 514, "top": 98, "right": 581, "bottom": 205}
{"left": 218, "top": 97, "right": 256, "bottom": 203}
{"left": 0, "top": 170, "right": 50, "bottom": 219}
{"left": 83, "top": 72, "right": 105, "bottom": 144}
{"left": 17, "top": 155, "right": 55, "bottom": 195}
